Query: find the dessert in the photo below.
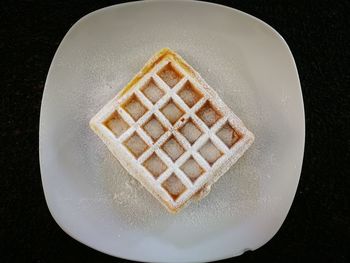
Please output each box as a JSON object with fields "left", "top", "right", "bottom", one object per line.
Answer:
{"left": 90, "top": 48, "right": 254, "bottom": 213}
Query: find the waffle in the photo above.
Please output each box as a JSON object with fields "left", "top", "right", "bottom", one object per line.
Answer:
{"left": 90, "top": 48, "right": 254, "bottom": 213}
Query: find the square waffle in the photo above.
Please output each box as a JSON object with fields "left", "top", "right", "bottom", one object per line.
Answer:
{"left": 90, "top": 48, "right": 254, "bottom": 213}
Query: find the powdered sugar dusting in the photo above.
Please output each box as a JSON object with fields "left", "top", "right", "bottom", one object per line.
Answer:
{"left": 180, "top": 120, "right": 202, "bottom": 144}
{"left": 57, "top": 29, "right": 270, "bottom": 234}
{"left": 142, "top": 153, "right": 167, "bottom": 178}
{"left": 157, "top": 63, "right": 182, "bottom": 87}
{"left": 162, "top": 174, "right": 187, "bottom": 200}
{"left": 181, "top": 158, "right": 203, "bottom": 182}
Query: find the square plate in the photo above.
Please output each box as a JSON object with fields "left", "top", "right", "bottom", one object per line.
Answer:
{"left": 39, "top": 1, "right": 304, "bottom": 262}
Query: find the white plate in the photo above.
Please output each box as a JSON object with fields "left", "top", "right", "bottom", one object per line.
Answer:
{"left": 40, "top": 1, "right": 304, "bottom": 262}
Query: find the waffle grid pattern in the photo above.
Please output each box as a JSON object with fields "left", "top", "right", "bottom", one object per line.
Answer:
{"left": 90, "top": 50, "right": 254, "bottom": 212}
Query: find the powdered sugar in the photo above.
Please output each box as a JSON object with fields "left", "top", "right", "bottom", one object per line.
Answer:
{"left": 60, "top": 38, "right": 265, "bottom": 230}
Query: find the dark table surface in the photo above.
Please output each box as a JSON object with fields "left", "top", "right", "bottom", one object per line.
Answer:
{"left": 1, "top": 0, "right": 349, "bottom": 262}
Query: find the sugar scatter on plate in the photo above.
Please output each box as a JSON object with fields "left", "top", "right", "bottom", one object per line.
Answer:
{"left": 66, "top": 33, "right": 275, "bottom": 239}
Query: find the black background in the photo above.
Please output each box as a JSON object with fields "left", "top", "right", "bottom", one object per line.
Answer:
{"left": 1, "top": 0, "right": 349, "bottom": 262}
